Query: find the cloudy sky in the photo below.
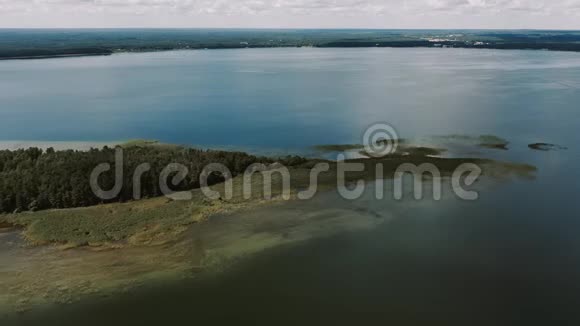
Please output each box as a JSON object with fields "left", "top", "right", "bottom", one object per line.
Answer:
{"left": 1, "top": 0, "right": 580, "bottom": 29}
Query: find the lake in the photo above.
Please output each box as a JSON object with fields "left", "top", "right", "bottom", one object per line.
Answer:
{"left": 1, "top": 47, "right": 580, "bottom": 153}
{"left": 2, "top": 48, "right": 580, "bottom": 325}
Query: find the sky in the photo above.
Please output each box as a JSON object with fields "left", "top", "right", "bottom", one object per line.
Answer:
{"left": 1, "top": 0, "right": 580, "bottom": 29}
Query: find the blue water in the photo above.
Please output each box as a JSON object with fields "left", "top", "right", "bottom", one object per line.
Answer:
{"left": 1, "top": 48, "right": 580, "bottom": 152}
{"left": 2, "top": 48, "right": 580, "bottom": 325}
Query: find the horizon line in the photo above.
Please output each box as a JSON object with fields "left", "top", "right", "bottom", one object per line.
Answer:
{"left": 1, "top": 27, "right": 580, "bottom": 32}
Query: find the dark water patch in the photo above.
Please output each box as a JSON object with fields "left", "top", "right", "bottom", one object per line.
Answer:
{"left": 313, "top": 144, "right": 363, "bottom": 152}
{"left": 401, "top": 146, "right": 446, "bottom": 156}
{"left": 528, "top": 143, "right": 568, "bottom": 151}
{"left": 7, "top": 198, "right": 580, "bottom": 326}
{"left": 480, "top": 143, "right": 509, "bottom": 150}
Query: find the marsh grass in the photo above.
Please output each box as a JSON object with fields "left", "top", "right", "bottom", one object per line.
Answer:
{"left": 0, "top": 150, "right": 537, "bottom": 248}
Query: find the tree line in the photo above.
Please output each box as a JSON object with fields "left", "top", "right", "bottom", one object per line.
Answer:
{"left": 0, "top": 146, "right": 306, "bottom": 214}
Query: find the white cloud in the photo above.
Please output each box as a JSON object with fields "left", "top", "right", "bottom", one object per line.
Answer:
{"left": 0, "top": 0, "right": 579, "bottom": 28}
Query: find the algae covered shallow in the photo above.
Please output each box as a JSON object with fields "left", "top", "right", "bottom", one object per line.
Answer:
{"left": 2, "top": 160, "right": 576, "bottom": 325}
{"left": 0, "top": 137, "right": 542, "bottom": 318}
{"left": 0, "top": 139, "right": 536, "bottom": 248}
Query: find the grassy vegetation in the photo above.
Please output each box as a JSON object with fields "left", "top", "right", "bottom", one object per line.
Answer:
{"left": 313, "top": 135, "right": 513, "bottom": 156}
{"left": 0, "top": 148, "right": 537, "bottom": 248}
{"left": 0, "top": 145, "right": 539, "bottom": 315}
{"left": 359, "top": 145, "right": 447, "bottom": 158}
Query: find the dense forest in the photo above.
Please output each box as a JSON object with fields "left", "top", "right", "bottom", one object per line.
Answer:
{"left": 0, "top": 145, "right": 306, "bottom": 214}
{"left": 3, "top": 29, "right": 580, "bottom": 59}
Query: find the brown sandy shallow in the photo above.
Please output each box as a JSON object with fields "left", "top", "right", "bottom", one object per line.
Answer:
{"left": 0, "top": 194, "right": 387, "bottom": 317}
{"left": 0, "top": 140, "right": 538, "bottom": 316}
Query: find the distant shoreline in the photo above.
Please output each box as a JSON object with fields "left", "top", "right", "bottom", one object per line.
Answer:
{"left": 3, "top": 28, "right": 580, "bottom": 61}
{"left": 0, "top": 140, "right": 119, "bottom": 151}
{"left": 1, "top": 42, "right": 580, "bottom": 61}
{"left": 0, "top": 52, "right": 112, "bottom": 61}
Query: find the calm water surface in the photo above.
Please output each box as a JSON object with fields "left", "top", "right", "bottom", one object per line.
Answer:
{"left": 2, "top": 48, "right": 580, "bottom": 325}
{"left": 1, "top": 48, "right": 580, "bottom": 151}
